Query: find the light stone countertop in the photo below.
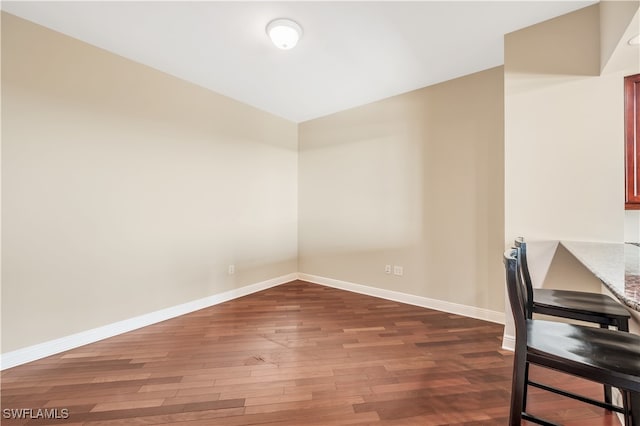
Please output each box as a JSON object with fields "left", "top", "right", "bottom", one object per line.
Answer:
{"left": 561, "top": 241, "right": 640, "bottom": 312}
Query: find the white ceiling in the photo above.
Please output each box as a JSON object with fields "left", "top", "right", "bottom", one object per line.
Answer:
{"left": 2, "top": 1, "right": 597, "bottom": 123}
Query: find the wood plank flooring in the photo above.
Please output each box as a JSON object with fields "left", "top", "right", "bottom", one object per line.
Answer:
{"left": 1, "top": 280, "right": 621, "bottom": 425}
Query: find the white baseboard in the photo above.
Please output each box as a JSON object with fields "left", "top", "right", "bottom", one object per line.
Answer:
{"left": 297, "top": 273, "right": 505, "bottom": 325}
{"left": 0, "top": 273, "right": 297, "bottom": 370}
{"left": 502, "top": 333, "right": 515, "bottom": 351}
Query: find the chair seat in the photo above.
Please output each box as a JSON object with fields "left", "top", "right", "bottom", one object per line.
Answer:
{"left": 527, "top": 319, "right": 640, "bottom": 392}
{"left": 533, "top": 288, "right": 631, "bottom": 320}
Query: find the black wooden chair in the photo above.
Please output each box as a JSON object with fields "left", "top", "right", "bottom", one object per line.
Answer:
{"left": 514, "top": 237, "right": 631, "bottom": 406}
{"left": 504, "top": 248, "right": 640, "bottom": 426}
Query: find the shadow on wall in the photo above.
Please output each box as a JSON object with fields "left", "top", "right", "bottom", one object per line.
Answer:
{"left": 505, "top": 4, "right": 600, "bottom": 76}
{"left": 542, "top": 243, "right": 603, "bottom": 293}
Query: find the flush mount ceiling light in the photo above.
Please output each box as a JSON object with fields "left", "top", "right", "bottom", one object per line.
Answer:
{"left": 629, "top": 34, "right": 640, "bottom": 45}
{"left": 266, "top": 18, "right": 302, "bottom": 50}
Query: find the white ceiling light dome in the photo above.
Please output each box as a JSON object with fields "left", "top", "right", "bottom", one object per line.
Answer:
{"left": 266, "top": 18, "right": 302, "bottom": 50}
{"left": 629, "top": 34, "right": 640, "bottom": 46}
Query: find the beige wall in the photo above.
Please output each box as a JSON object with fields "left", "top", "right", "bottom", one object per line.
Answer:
{"left": 298, "top": 67, "right": 505, "bottom": 313}
{"left": 1, "top": 13, "right": 298, "bottom": 352}
{"left": 4, "top": 1, "right": 637, "bottom": 356}
{"left": 503, "top": 3, "right": 640, "bottom": 340}
{"left": 505, "top": 4, "right": 625, "bottom": 247}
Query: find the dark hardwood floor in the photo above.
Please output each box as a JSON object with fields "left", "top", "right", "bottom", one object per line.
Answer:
{"left": 1, "top": 280, "right": 621, "bottom": 425}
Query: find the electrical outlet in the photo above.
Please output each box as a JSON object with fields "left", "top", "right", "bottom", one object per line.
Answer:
{"left": 228, "top": 264, "right": 235, "bottom": 275}
{"left": 393, "top": 266, "right": 403, "bottom": 276}
{"left": 385, "top": 265, "right": 392, "bottom": 274}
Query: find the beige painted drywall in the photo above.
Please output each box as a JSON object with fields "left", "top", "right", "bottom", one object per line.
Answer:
{"left": 1, "top": 13, "right": 298, "bottom": 352}
{"left": 506, "top": 3, "right": 601, "bottom": 77}
{"left": 504, "top": 3, "right": 640, "bottom": 341}
{"left": 505, "top": 3, "right": 635, "bottom": 247}
{"left": 298, "top": 67, "right": 505, "bottom": 313}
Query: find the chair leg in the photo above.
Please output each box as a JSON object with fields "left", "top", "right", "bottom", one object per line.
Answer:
{"left": 622, "top": 391, "right": 632, "bottom": 426}
{"left": 598, "top": 323, "right": 614, "bottom": 405}
{"left": 523, "top": 362, "right": 530, "bottom": 411}
{"left": 510, "top": 350, "right": 527, "bottom": 426}
{"left": 604, "top": 385, "right": 612, "bottom": 405}
{"left": 630, "top": 391, "right": 640, "bottom": 426}
{"left": 615, "top": 320, "right": 634, "bottom": 425}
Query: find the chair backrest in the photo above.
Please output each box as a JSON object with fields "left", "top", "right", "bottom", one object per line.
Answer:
{"left": 503, "top": 248, "right": 528, "bottom": 347}
{"left": 514, "top": 237, "right": 534, "bottom": 319}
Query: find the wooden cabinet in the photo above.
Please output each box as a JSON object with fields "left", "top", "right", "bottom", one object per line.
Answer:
{"left": 625, "top": 73, "right": 640, "bottom": 209}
